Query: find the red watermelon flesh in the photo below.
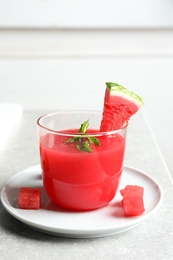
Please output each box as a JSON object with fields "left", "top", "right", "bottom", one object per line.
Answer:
{"left": 100, "top": 82, "right": 144, "bottom": 131}
{"left": 120, "top": 185, "right": 145, "bottom": 216}
{"left": 19, "top": 187, "right": 41, "bottom": 209}
{"left": 120, "top": 185, "right": 144, "bottom": 197}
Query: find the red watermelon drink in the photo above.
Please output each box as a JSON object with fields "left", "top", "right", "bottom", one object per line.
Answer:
{"left": 37, "top": 82, "right": 144, "bottom": 211}
{"left": 37, "top": 111, "right": 127, "bottom": 210}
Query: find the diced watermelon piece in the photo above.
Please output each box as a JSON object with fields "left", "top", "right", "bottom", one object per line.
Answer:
{"left": 120, "top": 185, "right": 144, "bottom": 197}
{"left": 19, "top": 187, "right": 41, "bottom": 209}
{"left": 100, "top": 82, "right": 144, "bottom": 131}
{"left": 120, "top": 185, "right": 145, "bottom": 216}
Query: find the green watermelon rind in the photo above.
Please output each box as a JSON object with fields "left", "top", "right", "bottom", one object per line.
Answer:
{"left": 106, "top": 82, "right": 144, "bottom": 107}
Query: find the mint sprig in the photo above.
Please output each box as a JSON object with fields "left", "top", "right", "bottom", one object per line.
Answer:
{"left": 79, "top": 120, "right": 89, "bottom": 133}
{"left": 66, "top": 120, "right": 101, "bottom": 152}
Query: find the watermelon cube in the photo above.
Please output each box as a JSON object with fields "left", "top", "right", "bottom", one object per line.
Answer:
{"left": 19, "top": 187, "right": 41, "bottom": 209}
{"left": 120, "top": 185, "right": 144, "bottom": 197}
{"left": 120, "top": 185, "right": 145, "bottom": 216}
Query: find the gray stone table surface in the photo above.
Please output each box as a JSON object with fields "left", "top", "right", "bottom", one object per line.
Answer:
{"left": 0, "top": 110, "right": 173, "bottom": 260}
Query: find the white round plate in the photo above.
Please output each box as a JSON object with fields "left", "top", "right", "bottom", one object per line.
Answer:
{"left": 1, "top": 165, "right": 163, "bottom": 238}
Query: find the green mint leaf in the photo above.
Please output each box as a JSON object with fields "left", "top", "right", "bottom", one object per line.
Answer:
{"left": 79, "top": 120, "right": 89, "bottom": 133}
{"left": 88, "top": 136, "right": 101, "bottom": 146}
{"left": 76, "top": 140, "right": 92, "bottom": 153}
{"left": 84, "top": 140, "right": 92, "bottom": 152}
{"left": 66, "top": 137, "right": 75, "bottom": 143}
{"left": 66, "top": 119, "right": 101, "bottom": 153}
{"left": 66, "top": 136, "right": 81, "bottom": 143}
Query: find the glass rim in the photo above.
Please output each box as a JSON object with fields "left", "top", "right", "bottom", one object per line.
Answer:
{"left": 37, "top": 110, "right": 128, "bottom": 136}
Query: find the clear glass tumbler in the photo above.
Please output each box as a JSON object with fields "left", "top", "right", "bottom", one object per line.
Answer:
{"left": 37, "top": 110, "right": 128, "bottom": 211}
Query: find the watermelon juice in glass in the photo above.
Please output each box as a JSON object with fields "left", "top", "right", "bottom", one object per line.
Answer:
{"left": 37, "top": 111, "right": 127, "bottom": 211}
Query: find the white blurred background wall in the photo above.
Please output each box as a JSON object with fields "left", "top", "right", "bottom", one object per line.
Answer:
{"left": 0, "top": 0, "right": 173, "bottom": 176}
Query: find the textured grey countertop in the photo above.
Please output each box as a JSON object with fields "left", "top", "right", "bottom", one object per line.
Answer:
{"left": 0, "top": 110, "right": 173, "bottom": 260}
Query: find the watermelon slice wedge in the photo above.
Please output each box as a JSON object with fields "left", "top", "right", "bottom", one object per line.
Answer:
{"left": 100, "top": 82, "right": 144, "bottom": 131}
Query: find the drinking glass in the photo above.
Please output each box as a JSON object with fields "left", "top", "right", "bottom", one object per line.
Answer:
{"left": 37, "top": 110, "right": 128, "bottom": 211}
